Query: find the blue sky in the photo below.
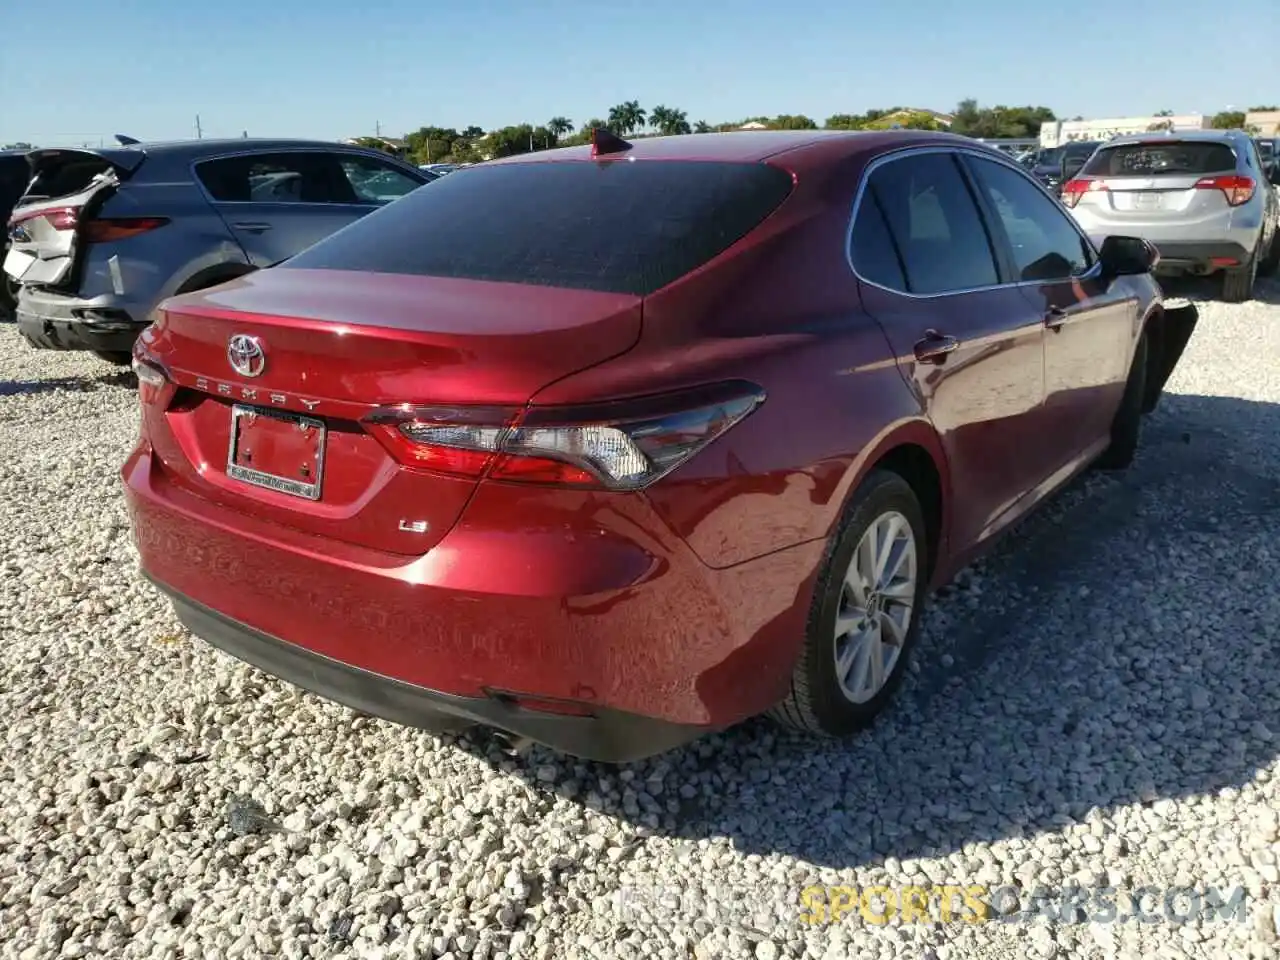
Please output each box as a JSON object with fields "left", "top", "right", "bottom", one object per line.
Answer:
{"left": 3, "top": 0, "right": 1276, "bottom": 147}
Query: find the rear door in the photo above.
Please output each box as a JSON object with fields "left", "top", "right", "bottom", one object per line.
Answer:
{"left": 963, "top": 152, "right": 1137, "bottom": 466}
{"left": 194, "top": 150, "right": 380, "bottom": 267}
{"left": 1071, "top": 139, "right": 1242, "bottom": 226}
{"left": 850, "top": 149, "right": 1051, "bottom": 551}
{"left": 4, "top": 148, "right": 144, "bottom": 287}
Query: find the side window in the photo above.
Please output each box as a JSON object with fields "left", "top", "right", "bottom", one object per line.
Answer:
{"left": 336, "top": 155, "right": 423, "bottom": 204}
{"left": 862, "top": 153, "right": 999, "bottom": 295}
{"left": 197, "top": 153, "right": 337, "bottom": 204}
{"left": 849, "top": 191, "right": 907, "bottom": 291}
{"left": 966, "top": 156, "right": 1093, "bottom": 282}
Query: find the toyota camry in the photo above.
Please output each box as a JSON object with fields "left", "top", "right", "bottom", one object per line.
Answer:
{"left": 122, "top": 129, "right": 1197, "bottom": 762}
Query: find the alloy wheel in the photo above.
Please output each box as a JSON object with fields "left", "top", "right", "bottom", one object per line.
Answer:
{"left": 833, "top": 510, "right": 918, "bottom": 704}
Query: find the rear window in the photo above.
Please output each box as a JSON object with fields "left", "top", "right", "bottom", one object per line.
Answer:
{"left": 22, "top": 153, "right": 115, "bottom": 202}
{"left": 1081, "top": 141, "right": 1237, "bottom": 178}
{"left": 281, "top": 160, "right": 795, "bottom": 296}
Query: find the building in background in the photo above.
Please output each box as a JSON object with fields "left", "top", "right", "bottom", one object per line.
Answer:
{"left": 1039, "top": 114, "right": 1210, "bottom": 147}
{"left": 1246, "top": 110, "right": 1280, "bottom": 135}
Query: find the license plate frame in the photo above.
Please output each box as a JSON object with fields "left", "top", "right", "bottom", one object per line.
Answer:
{"left": 1132, "top": 192, "right": 1164, "bottom": 210}
{"left": 226, "top": 404, "right": 326, "bottom": 501}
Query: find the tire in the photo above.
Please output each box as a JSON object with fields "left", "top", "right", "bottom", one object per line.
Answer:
{"left": 1259, "top": 232, "right": 1280, "bottom": 278}
{"left": 1221, "top": 256, "right": 1257, "bottom": 303}
{"left": 0, "top": 276, "right": 17, "bottom": 318}
{"left": 1096, "top": 331, "right": 1149, "bottom": 471}
{"left": 92, "top": 350, "right": 133, "bottom": 366}
{"left": 769, "top": 469, "right": 928, "bottom": 737}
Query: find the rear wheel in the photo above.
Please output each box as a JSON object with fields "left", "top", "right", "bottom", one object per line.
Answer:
{"left": 1259, "top": 232, "right": 1280, "bottom": 277}
{"left": 92, "top": 350, "right": 133, "bottom": 366}
{"left": 769, "top": 470, "right": 928, "bottom": 737}
{"left": 1221, "top": 255, "right": 1257, "bottom": 303}
{"left": 0, "top": 276, "right": 18, "bottom": 317}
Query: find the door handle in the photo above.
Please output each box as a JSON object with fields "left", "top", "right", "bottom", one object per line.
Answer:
{"left": 1045, "top": 307, "right": 1069, "bottom": 331}
{"left": 913, "top": 330, "right": 960, "bottom": 364}
{"left": 232, "top": 222, "right": 272, "bottom": 233}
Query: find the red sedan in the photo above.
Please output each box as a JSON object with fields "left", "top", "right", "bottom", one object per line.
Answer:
{"left": 123, "top": 129, "right": 1197, "bottom": 762}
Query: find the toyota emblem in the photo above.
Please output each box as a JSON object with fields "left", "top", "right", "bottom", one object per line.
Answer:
{"left": 227, "top": 334, "right": 266, "bottom": 378}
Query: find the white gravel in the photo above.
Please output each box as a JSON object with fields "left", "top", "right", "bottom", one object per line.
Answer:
{"left": 1, "top": 277, "right": 1279, "bottom": 960}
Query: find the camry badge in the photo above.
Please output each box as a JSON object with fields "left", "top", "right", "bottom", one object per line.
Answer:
{"left": 227, "top": 334, "right": 266, "bottom": 378}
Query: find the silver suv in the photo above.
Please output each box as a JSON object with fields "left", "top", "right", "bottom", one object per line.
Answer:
{"left": 1062, "top": 129, "right": 1280, "bottom": 302}
{"left": 4, "top": 139, "right": 435, "bottom": 363}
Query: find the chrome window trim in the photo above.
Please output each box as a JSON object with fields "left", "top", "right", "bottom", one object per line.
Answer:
{"left": 189, "top": 146, "right": 427, "bottom": 207}
{"left": 845, "top": 144, "right": 1103, "bottom": 300}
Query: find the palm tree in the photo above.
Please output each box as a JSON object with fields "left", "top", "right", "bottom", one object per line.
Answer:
{"left": 650, "top": 105, "right": 691, "bottom": 137}
{"left": 608, "top": 101, "right": 646, "bottom": 136}
{"left": 547, "top": 117, "right": 573, "bottom": 140}
{"left": 693, "top": 120, "right": 713, "bottom": 134}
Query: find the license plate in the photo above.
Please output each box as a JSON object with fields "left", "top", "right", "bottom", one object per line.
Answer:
{"left": 226, "top": 405, "right": 326, "bottom": 500}
{"left": 3, "top": 247, "right": 34, "bottom": 281}
{"left": 1132, "top": 193, "right": 1164, "bottom": 210}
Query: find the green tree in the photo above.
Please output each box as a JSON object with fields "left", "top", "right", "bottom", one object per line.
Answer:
{"left": 607, "top": 101, "right": 646, "bottom": 135}
{"left": 1248, "top": 105, "right": 1278, "bottom": 111}
{"left": 949, "top": 100, "right": 1055, "bottom": 138}
{"left": 487, "top": 124, "right": 537, "bottom": 158}
{"left": 693, "top": 120, "right": 713, "bottom": 134}
{"left": 1211, "top": 110, "right": 1246, "bottom": 129}
{"left": 650, "top": 105, "right": 691, "bottom": 136}
{"left": 547, "top": 117, "right": 573, "bottom": 139}
{"left": 768, "top": 114, "right": 818, "bottom": 130}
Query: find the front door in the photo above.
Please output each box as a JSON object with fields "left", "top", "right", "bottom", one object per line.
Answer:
{"left": 962, "top": 153, "right": 1138, "bottom": 466}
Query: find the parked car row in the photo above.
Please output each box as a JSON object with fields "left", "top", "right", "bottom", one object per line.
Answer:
{"left": 115, "top": 128, "right": 1197, "bottom": 761}
{"left": 1022, "top": 130, "right": 1280, "bottom": 302}
{"left": 3, "top": 139, "right": 436, "bottom": 360}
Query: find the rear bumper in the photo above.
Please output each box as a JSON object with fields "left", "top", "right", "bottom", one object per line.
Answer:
{"left": 1149, "top": 241, "right": 1253, "bottom": 274}
{"left": 122, "top": 445, "right": 822, "bottom": 760}
{"left": 16, "top": 287, "right": 148, "bottom": 353}
{"left": 156, "top": 582, "right": 702, "bottom": 763}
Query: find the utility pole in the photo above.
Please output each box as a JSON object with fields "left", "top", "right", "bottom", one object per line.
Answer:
{"left": 195, "top": 114, "right": 203, "bottom": 140}
{"left": 375, "top": 120, "right": 382, "bottom": 138}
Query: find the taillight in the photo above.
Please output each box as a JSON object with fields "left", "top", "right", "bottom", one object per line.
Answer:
{"left": 83, "top": 217, "right": 169, "bottom": 243}
{"left": 1194, "top": 174, "right": 1254, "bottom": 207}
{"left": 1061, "top": 178, "right": 1106, "bottom": 209}
{"left": 132, "top": 355, "right": 171, "bottom": 405}
{"left": 365, "top": 381, "right": 767, "bottom": 490}
{"left": 9, "top": 206, "right": 79, "bottom": 231}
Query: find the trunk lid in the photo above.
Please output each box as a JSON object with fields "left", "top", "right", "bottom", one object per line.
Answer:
{"left": 139, "top": 268, "right": 643, "bottom": 555}
{"left": 4, "top": 147, "right": 145, "bottom": 288}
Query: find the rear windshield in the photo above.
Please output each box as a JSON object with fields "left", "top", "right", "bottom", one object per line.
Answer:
{"left": 282, "top": 159, "right": 795, "bottom": 296}
{"left": 1081, "top": 141, "right": 1237, "bottom": 178}
{"left": 22, "top": 153, "right": 115, "bottom": 202}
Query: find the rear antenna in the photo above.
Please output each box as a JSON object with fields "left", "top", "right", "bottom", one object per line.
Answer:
{"left": 590, "top": 128, "right": 633, "bottom": 158}
{"left": 114, "top": 134, "right": 141, "bottom": 145}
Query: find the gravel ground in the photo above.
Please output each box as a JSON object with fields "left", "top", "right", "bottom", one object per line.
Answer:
{"left": 1, "top": 278, "right": 1279, "bottom": 960}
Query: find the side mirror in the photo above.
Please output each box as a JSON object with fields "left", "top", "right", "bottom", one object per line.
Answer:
{"left": 1098, "top": 235, "right": 1158, "bottom": 277}
{"left": 1061, "top": 155, "right": 1088, "bottom": 182}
